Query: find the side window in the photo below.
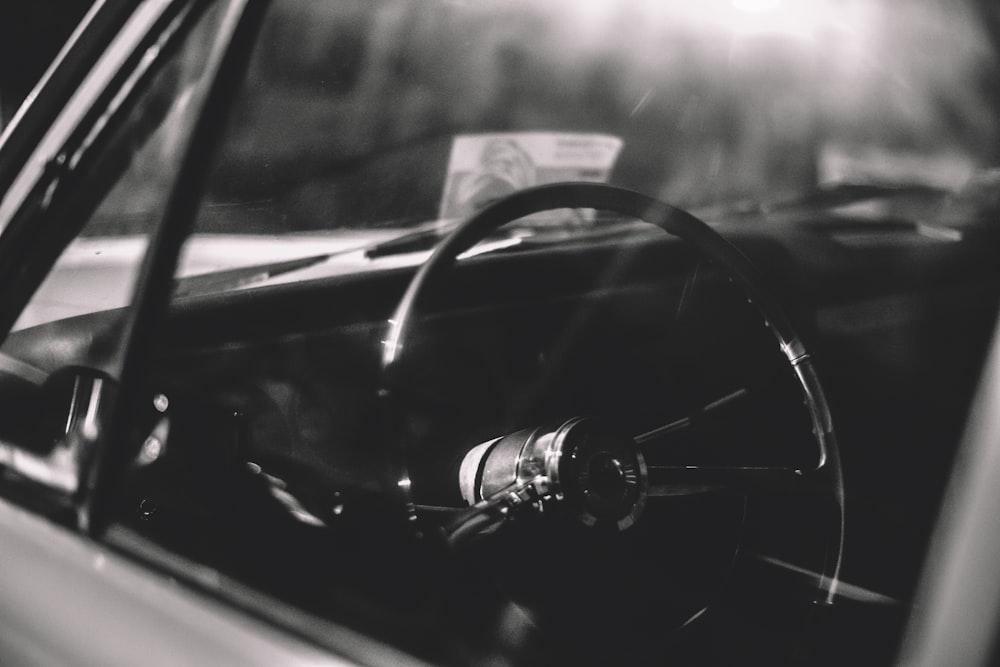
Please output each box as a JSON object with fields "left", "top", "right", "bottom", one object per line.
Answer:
{"left": 0, "top": 2, "right": 230, "bottom": 486}
{"left": 10, "top": 124, "right": 172, "bottom": 331}
{"left": 9, "top": 11, "right": 219, "bottom": 333}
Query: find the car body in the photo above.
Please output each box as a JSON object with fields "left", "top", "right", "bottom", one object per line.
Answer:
{"left": 1, "top": 0, "right": 1000, "bottom": 665}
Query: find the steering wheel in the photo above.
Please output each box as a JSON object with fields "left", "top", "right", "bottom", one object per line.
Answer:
{"left": 378, "top": 182, "right": 844, "bottom": 657}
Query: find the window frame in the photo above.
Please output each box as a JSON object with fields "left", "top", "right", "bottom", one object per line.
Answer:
{"left": 0, "top": 0, "right": 261, "bottom": 536}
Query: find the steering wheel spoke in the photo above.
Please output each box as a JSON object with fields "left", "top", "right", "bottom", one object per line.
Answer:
{"left": 635, "top": 387, "right": 750, "bottom": 447}
{"left": 646, "top": 464, "right": 821, "bottom": 497}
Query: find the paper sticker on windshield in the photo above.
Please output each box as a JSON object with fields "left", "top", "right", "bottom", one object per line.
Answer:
{"left": 439, "top": 133, "right": 623, "bottom": 219}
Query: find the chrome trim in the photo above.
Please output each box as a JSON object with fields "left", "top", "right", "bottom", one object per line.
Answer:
{"left": 0, "top": 0, "right": 174, "bottom": 233}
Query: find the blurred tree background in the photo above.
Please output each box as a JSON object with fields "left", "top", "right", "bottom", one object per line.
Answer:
{"left": 2, "top": 0, "right": 1000, "bottom": 231}
{"left": 199, "top": 0, "right": 1000, "bottom": 231}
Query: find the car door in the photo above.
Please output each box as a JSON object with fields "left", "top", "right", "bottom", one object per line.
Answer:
{"left": 0, "top": 1, "right": 384, "bottom": 664}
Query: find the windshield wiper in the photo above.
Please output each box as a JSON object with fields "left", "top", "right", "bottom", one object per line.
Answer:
{"left": 173, "top": 254, "right": 333, "bottom": 297}
{"left": 172, "top": 219, "right": 520, "bottom": 298}
{"left": 695, "top": 181, "right": 949, "bottom": 220}
{"left": 362, "top": 219, "right": 463, "bottom": 259}
{"left": 766, "top": 181, "right": 946, "bottom": 212}
{"left": 172, "top": 207, "right": 649, "bottom": 298}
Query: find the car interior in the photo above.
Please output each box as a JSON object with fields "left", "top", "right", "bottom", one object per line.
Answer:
{"left": 1, "top": 1, "right": 1000, "bottom": 665}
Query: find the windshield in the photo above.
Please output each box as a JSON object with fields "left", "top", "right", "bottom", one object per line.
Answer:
{"left": 187, "top": 0, "right": 998, "bottom": 237}
{"left": 1, "top": 3, "right": 999, "bottom": 662}
{"left": 6, "top": 0, "right": 1000, "bottom": 322}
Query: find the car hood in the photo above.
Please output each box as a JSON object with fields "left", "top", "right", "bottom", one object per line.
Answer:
{"left": 13, "top": 230, "right": 406, "bottom": 330}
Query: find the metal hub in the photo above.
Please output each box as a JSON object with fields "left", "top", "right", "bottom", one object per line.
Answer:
{"left": 458, "top": 417, "right": 648, "bottom": 530}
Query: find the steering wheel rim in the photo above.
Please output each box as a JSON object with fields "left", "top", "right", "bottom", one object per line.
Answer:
{"left": 379, "top": 181, "right": 844, "bottom": 609}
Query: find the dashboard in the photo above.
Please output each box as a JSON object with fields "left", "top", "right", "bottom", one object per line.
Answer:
{"left": 2, "top": 206, "right": 999, "bottom": 664}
